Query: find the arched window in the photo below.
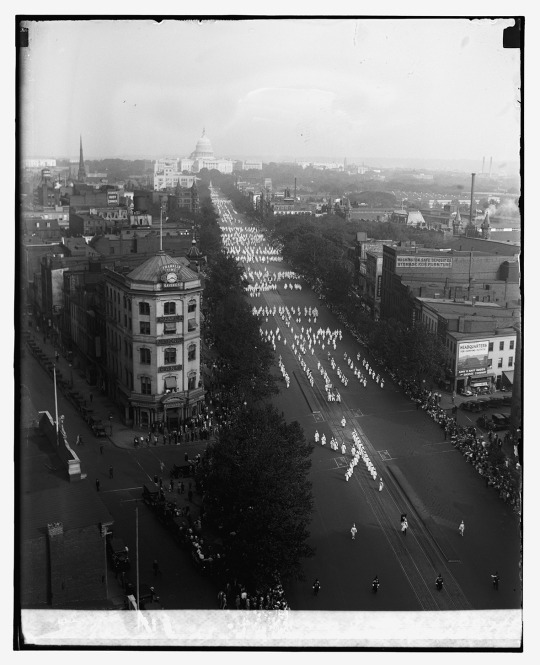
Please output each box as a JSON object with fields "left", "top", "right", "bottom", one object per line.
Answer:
{"left": 187, "top": 370, "right": 196, "bottom": 390}
{"left": 188, "top": 298, "right": 197, "bottom": 313}
{"left": 164, "top": 301, "right": 176, "bottom": 315}
{"left": 140, "top": 347, "right": 150, "bottom": 364}
{"left": 164, "top": 347, "right": 176, "bottom": 364}
{"left": 139, "top": 301, "right": 150, "bottom": 315}
{"left": 188, "top": 344, "right": 196, "bottom": 361}
{"left": 140, "top": 376, "right": 152, "bottom": 395}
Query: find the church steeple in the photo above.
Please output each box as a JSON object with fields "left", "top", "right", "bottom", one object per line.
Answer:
{"left": 78, "top": 135, "right": 87, "bottom": 182}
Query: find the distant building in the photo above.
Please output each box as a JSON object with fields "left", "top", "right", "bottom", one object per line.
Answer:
{"left": 389, "top": 209, "right": 427, "bottom": 228}
{"left": 153, "top": 159, "right": 198, "bottom": 191}
{"left": 179, "top": 129, "right": 234, "bottom": 175}
{"left": 22, "top": 158, "right": 57, "bottom": 168}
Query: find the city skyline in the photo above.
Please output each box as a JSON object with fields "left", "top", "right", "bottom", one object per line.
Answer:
{"left": 20, "top": 18, "right": 520, "bottom": 168}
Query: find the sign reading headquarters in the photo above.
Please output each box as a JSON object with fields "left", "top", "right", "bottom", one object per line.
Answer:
{"left": 396, "top": 256, "right": 453, "bottom": 269}
{"left": 457, "top": 340, "right": 490, "bottom": 377}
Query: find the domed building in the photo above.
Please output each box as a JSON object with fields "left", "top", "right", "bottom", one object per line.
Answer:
{"left": 180, "top": 129, "right": 234, "bottom": 174}
{"left": 190, "top": 129, "right": 215, "bottom": 161}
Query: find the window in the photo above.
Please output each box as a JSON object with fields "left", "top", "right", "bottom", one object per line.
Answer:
{"left": 188, "top": 318, "right": 197, "bottom": 332}
{"left": 164, "top": 302, "right": 176, "bottom": 315}
{"left": 488, "top": 342, "right": 494, "bottom": 352}
{"left": 164, "top": 375, "right": 177, "bottom": 391}
{"left": 164, "top": 347, "right": 176, "bottom": 364}
{"left": 140, "top": 321, "right": 150, "bottom": 335}
{"left": 508, "top": 356, "right": 513, "bottom": 367}
{"left": 188, "top": 299, "right": 197, "bottom": 313}
{"left": 510, "top": 340, "right": 515, "bottom": 350}
{"left": 188, "top": 373, "right": 196, "bottom": 390}
{"left": 164, "top": 322, "right": 176, "bottom": 335}
{"left": 499, "top": 341, "right": 504, "bottom": 351}
{"left": 140, "top": 348, "right": 151, "bottom": 364}
{"left": 497, "top": 358, "right": 503, "bottom": 368}
{"left": 139, "top": 302, "right": 150, "bottom": 315}
{"left": 141, "top": 377, "right": 152, "bottom": 395}
{"left": 188, "top": 344, "right": 196, "bottom": 361}
{"left": 487, "top": 359, "right": 493, "bottom": 369}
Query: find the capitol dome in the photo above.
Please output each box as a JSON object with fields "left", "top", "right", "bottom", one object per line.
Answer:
{"left": 191, "top": 129, "right": 215, "bottom": 160}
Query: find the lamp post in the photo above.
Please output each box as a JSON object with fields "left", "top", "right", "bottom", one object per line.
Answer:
{"left": 101, "top": 524, "right": 109, "bottom": 601}
{"left": 68, "top": 363, "right": 73, "bottom": 388}
{"left": 108, "top": 414, "right": 113, "bottom": 436}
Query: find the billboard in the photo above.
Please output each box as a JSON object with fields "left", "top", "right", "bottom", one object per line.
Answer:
{"left": 457, "top": 340, "right": 489, "bottom": 377}
{"left": 107, "top": 191, "right": 119, "bottom": 206}
{"left": 396, "top": 256, "right": 453, "bottom": 269}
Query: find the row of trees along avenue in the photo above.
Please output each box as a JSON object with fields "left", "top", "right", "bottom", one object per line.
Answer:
{"left": 194, "top": 182, "right": 315, "bottom": 590}
{"left": 215, "top": 177, "right": 447, "bottom": 388}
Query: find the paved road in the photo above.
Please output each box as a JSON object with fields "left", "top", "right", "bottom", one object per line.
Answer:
{"left": 213, "top": 192, "right": 521, "bottom": 611}
{"left": 20, "top": 349, "right": 217, "bottom": 610}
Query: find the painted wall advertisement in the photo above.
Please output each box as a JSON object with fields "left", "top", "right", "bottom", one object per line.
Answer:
{"left": 396, "top": 256, "right": 453, "bottom": 269}
{"left": 457, "top": 340, "right": 489, "bottom": 377}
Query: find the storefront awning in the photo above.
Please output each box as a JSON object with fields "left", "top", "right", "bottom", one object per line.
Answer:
{"left": 502, "top": 370, "right": 514, "bottom": 386}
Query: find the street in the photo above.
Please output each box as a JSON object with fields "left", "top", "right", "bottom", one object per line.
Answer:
{"left": 213, "top": 192, "right": 521, "bottom": 611}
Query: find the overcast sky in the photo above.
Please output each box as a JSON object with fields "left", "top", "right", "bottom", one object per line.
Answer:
{"left": 20, "top": 17, "right": 520, "bottom": 166}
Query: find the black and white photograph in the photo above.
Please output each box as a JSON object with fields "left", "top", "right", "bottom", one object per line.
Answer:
{"left": 14, "top": 9, "right": 525, "bottom": 650}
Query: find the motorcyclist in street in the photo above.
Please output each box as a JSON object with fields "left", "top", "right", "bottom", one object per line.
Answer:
{"left": 435, "top": 574, "right": 444, "bottom": 591}
{"left": 372, "top": 575, "right": 380, "bottom": 593}
{"left": 491, "top": 571, "right": 499, "bottom": 590}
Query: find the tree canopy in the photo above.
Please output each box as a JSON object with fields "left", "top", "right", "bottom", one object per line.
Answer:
{"left": 199, "top": 404, "right": 314, "bottom": 588}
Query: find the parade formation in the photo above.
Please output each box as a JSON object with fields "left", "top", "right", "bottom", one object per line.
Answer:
{"left": 211, "top": 189, "right": 520, "bottom": 610}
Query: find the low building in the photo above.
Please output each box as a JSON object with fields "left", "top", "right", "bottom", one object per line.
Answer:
{"left": 415, "top": 298, "right": 519, "bottom": 392}
{"left": 381, "top": 244, "right": 521, "bottom": 326}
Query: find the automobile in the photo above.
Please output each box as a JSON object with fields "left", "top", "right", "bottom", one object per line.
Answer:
{"left": 475, "top": 397, "right": 492, "bottom": 410}
{"left": 460, "top": 388, "right": 474, "bottom": 396}
{"left": 90, "top": 418, "right": 106, "bottom": 437}
{"left": 486, "top": 397, "right": 505, "bottom": 409}
{"left": 474, "top": 386, "right": 491, "bottom": 395}
{"left": 491, "top": 413, "right": 510, "bottom": 431}
{"left": 477, "top": 415, "right": 492, "bottom": 430}
{"left": 461, "top": 400, "right": 483, "bottom": 412}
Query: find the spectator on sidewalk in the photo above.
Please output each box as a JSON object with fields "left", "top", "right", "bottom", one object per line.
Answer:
{"left": 109, "top": 466, "right": 114, "bottom": 479}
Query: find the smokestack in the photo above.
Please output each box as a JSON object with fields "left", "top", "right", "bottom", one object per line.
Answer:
{"left": 482, "top": 156, "right": 485, "bottom": 173}
{"left": 470, "top": 173, "right": 476, "bottom": 228}
{"left": 294, "top": 177, "right": 297, "bottom": 201}
{"left": 489, "top": 157, "right": 493, "bottom": 177}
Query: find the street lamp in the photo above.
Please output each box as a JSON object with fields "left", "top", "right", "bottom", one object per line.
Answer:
{"left": 68, "top": 363, "right": 73, "bottom": 388}
{"left": 101, "top": 525, "right": 109, "bottom": 601}
{"left": 108, "top": 414, "right": 113, "bottom": 436}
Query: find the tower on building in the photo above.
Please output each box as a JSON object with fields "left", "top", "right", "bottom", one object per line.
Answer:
{"left": 78, "top": 135, "right": 87, "bottom": 183}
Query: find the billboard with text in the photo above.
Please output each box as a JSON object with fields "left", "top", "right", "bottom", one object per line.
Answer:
{"left": 457, "top": 340, "right": 489, "bottom": 377}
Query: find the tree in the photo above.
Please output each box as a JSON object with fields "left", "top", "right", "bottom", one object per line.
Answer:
{"left": 200, "top": 404, "right": 314, "bottom": 588}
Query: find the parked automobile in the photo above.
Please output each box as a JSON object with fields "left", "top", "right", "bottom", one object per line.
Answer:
{"left": 461, "top": 400, "right": 483, "bottom": 412}
{"left": 475, "top": 397, "right": 492, "bottom": 410}
{"left": 491, "top": 413, "right": 510, "bottom": 431}
{"left": 460, "top": 388, "right": 474, "bottom": 396}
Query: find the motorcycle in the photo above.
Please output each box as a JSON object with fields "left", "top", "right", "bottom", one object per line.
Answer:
{"left": 372, "top": 578, "right": 380, "bottom": 593}
{"left": 435, "top": 576, "right": 444, "bottom": 591}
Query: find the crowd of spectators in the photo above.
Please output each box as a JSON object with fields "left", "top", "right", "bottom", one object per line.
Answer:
{"left": 217, "top": 579, "right": 289, "bottom": 611}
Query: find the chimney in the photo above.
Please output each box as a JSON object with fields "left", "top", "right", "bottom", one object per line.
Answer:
{"left": 294, "top": 178, "right": 297, "bottom": 201}
{"left": 489, "top": 157, "right": 493, "bottom": 177}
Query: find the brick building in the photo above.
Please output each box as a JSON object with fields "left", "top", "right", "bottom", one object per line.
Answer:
{"left": 380, "top": 244, "right": 520, "bottom": 326}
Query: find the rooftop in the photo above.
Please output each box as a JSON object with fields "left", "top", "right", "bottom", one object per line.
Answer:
{"left": 127, "top": 251, "right": 199, "bottom": 283}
